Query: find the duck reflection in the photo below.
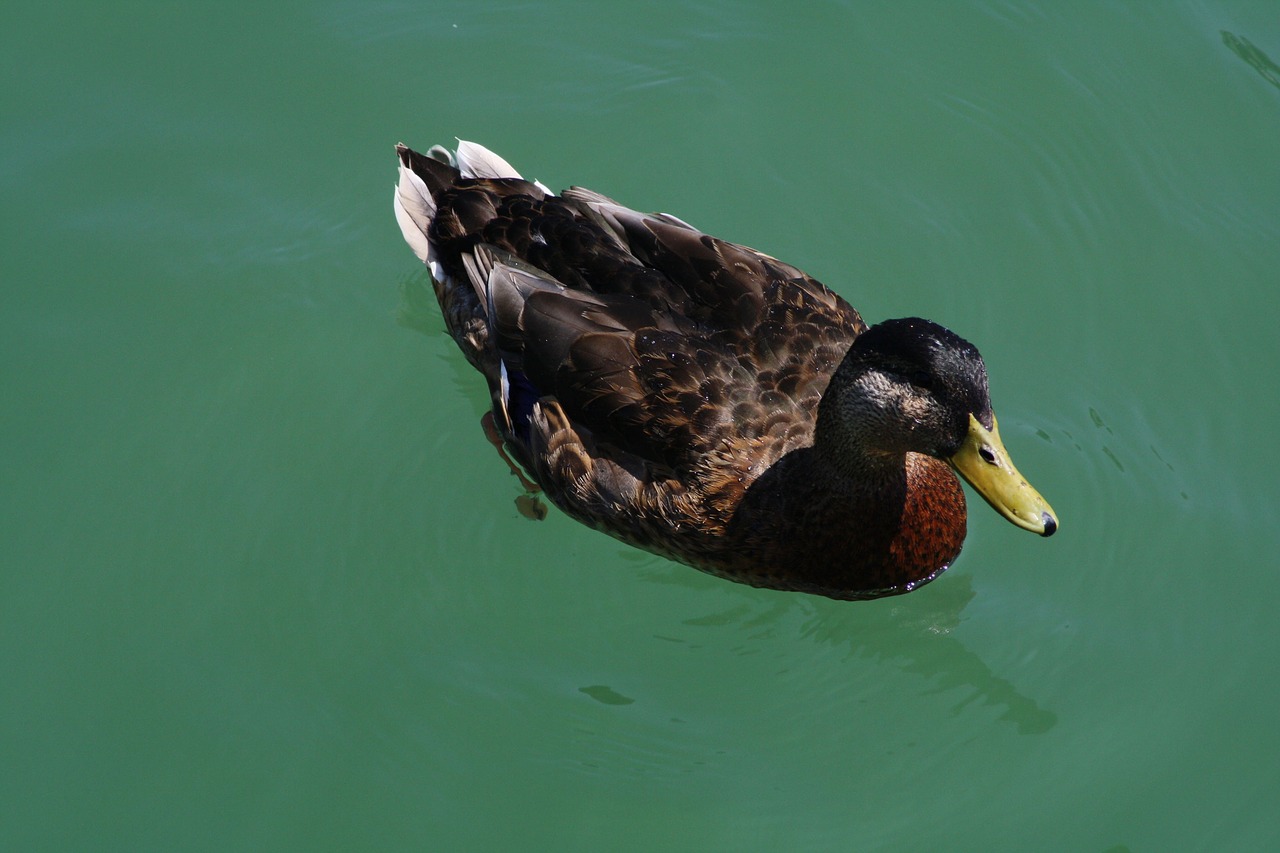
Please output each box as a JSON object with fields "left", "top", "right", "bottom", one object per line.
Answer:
{"left": 636, "top": 560, "right": 1057, "bottom": 736}
{"left": 1222, "top": 31, "right": 1280, "bottom": 91}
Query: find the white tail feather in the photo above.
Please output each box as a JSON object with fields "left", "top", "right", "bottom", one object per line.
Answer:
{"left": 396, "top": 141, "right": 555, "bottom": 278}
{"left": 456, "top": 139, "right": 523, "bottom": 180}
{"left": 394, "top": 163, "right": 436, "bottom": 263}
{"left": 393, "top": 193, "right": 431, "bottom": 264}
{"left": 454, "top": 140, "right": 553, "bottom": 193}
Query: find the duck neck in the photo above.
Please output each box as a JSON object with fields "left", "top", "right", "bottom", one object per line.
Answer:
{"left": 813, "top": 364, "right": 908, "bottom": 484}
{"left": 786, "top": 445, "right": 966, "bottom": 598}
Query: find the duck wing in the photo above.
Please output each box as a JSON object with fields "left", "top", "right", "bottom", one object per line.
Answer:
{"left": 396, "top": 142, "right": 866, "bottom": 491}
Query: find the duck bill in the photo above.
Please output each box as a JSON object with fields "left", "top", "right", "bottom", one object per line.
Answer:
{"left": 948, "top": 414, "right": 1058, "bottom": 537}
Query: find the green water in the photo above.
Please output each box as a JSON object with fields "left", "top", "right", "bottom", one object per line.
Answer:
{"left": 5, "top": 2, "right": 1280, "bottom": 850}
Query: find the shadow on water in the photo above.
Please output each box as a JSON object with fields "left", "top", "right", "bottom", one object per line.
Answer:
{"left": 805, "top": 579, "right": 1058, "bottom": 736}
{"left": 1222, "top": 31, "right": 1280, "bottom": 91}
{"left": 395, "top": 271, "right": 443, "bottom": 337}
{"left": 398, "top": 272, "right": 494, "bottom": 418}
{"left": 640, "top": 563, "right": 1058, "bottom": 736}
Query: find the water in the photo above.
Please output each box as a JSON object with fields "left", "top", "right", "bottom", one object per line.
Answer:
{"left": 4, "top": 2, "right": 1279, "bottom": 850}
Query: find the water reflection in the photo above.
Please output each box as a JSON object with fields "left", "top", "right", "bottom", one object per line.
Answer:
{"left": 395, "top": 272, "right": 442, "bottom": 337}
{"left": 400, "top": 273, "right": 492, "bottom": 417}
{"left": 642, "top": 564, "right": 1058, "bottom": 736}
{"left": 1222, "top": 31, "right": 1280, "bottom": 91}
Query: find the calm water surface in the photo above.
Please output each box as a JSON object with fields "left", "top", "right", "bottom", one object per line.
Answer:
{"left": 4, "top": 2, "right": 1280, "bottom": 850}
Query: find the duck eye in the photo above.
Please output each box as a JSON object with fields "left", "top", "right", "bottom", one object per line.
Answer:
{"left": 978, "top": 445, "right": 997, "bottom": 464}
{"left": 908, "top": 370, "right": 933, "bottom": 391}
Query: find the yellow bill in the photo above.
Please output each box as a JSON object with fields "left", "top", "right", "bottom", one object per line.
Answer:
{"left": 948, "top": 413, "right": 1058, "bottom": 536}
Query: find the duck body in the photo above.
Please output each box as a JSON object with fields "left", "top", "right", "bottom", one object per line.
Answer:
{"left": 394, "top": 141, "right": 1056, "bottom": 600}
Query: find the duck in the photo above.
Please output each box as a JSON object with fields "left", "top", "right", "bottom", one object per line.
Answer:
{"left": 393, "top": 140, "right": 1057, "bottom": 600}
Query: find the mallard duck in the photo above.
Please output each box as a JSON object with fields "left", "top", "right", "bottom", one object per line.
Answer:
{"left": 394, "top": 140, "right": 1057, "bottom": 600}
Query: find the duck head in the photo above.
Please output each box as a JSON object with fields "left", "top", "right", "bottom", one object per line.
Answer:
{"left": 817, "top": 317, "right": 1058, "bottom": 536}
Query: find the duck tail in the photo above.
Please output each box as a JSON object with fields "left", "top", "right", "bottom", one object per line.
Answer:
{"left": 393, "top": 143, "right": 453, "bottom": 265}
{"left": 394, "top": 139, "right": 547, "bottom": 268}
{"left": 452, "top": 140, "right": 525, "bottom": 180}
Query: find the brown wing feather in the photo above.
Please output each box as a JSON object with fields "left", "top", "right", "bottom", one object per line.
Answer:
{"left": 399, "top": 144, "right": 866, "bottom": 506}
